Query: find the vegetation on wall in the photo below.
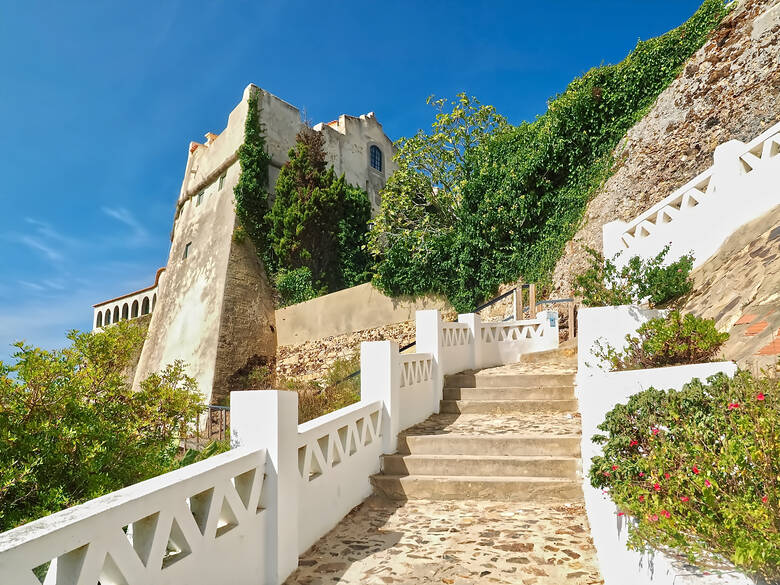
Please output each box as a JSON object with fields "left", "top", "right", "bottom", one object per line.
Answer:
{"left": 593, "top": 310, "right": 729, "bottom": 371}
{"left": 0, "top": 322, "right": 202, "bottom": 531}
{"left": 590, "top": 371, "right": 779, "bottom": 582}
{"left": 234, "top": 89, "right": 273, "bottom": 266}
{"left": 573, "top": 245, "right": 694, "bottom": 308}
{"left": 370, "top": 0, "right": 728, "bottom": 312}
{"left": 268, "top": 127, "right": 373, "bottom": 303}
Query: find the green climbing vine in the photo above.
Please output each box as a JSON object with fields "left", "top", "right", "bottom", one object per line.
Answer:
{"left": 234, "top": 88, "right": 273, "bottom": 267}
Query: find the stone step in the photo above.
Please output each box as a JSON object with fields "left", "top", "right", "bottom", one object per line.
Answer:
{"left": 381, "top": 454, "right": 579, "bottom": 478}
{"left": 445, "top": 372, "right": 575, "bottom": 389}
{"left": 370, "top": 474, "right": 582, "bottom": 502}
{"left": 399, "top": 434, "right": 581, "bottom": 457}
{"left": 443, "top": 386, "right": 574, "bottom": 400}
{"left": 439, "top": 399, "right": 578, "bottom": 414}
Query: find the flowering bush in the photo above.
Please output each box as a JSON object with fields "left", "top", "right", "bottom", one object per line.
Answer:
{"left": 590, "top": 370, "right": 780, "bottom": 582}
{"left": 595, "top": 310, "right": 729, "bottom": 371}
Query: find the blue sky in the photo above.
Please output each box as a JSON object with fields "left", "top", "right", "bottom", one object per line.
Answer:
{"left": 0, "top": 0, "right": 705, "bottom": 361}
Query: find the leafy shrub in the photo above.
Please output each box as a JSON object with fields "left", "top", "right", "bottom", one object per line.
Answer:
{"left": 275, "top": 267, "right": 318, "bottom": 307}
{"left": 590, "top": 371, "right": 780, "bottom": 582}
{"left": 369, "top": 0, "right": 727, "bottom": 312}
{"left": 573, "top": 245, "right": 694, "bottom": 308}
{"left": 0, "top": 322, "right": 202, "bottom": 531}
{"left": 595, "top": 310, "right": 728, "bottom": 371}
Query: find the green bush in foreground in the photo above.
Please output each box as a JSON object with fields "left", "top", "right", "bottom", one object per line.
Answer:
{"left": 0, "top": 322, "right": 203, "bottom": 531}
{"left": 590, "top": 371, "right": 780, "bottom": 582}
{"left": 573, "top": 245, "right": 694, "bottom": 308}
{"left": 595, "top": 310, "right": 728, "bottom": 371}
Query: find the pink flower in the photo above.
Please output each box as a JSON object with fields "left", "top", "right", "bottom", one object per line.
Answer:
{"left": 664, "top": 472, "right": 670, "bottom": 479}
{"left": 728, "top": 403, "right": 740, "bottom": 410}
{"left": 617, "top": 512, "right": 625, "bottom": 517}
{"left": 653, "top": 483, "right": 661, "bottom": 491}
{"left": 704, "top": 480, "right": 712, "bottom": 487}
{"left": 692, "top": 466, "right": 700, "bottom": 475}
{"left": 651, "top": 428, "right": 659, "bottom": 435}
{"left": 648, "top": 514, "right": 659, "bottom": 522}
{"left": 630, "top": 440, "right": 639, "bottom": 447}
{"left": 603, "top": 471, "right": 611, "bottom": 476}
{"left": 756, "top": 393, "right": 765, "bottom": 401}
{"left": 639, "top": 495, "right": 645, "bottom": 502}
{"left": 680, "top": 496, "right": 689, "bottom": 502}
{"left": 639, "top": 472, "right": 645, "bottom": 477}
{"left": 612, "top": 465, "right": 619, "bottom": 471}
{"left": 660, "top": 509, "right": 671, "bottom": 519}
{"left": 762, "top": 496, "right": 768, "bottom": 504}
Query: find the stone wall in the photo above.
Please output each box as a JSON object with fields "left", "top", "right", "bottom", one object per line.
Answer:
{"left": 553, "top": 0, "right": 780, "bottom": 295}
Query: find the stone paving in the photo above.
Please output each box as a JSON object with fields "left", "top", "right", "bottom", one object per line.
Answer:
{"left": 285, "top": 497, "right": 603, "bottom": 585}
{"left": 400, "top": 412, "right": 582, "bottom": 438}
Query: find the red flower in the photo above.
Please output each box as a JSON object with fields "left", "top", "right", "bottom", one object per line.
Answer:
{"left": 762, "top": 496, "right": 768, "bottom": 504}
{"left": 704, "top": 480, "right": 712, "bottom": 487}
{"left": 756, "top": 393, "right": 765, "bottom": 401}
{"left": 692, "top": 466, "right": 700, "bottom": 475}
{"left": 680, "top": 496, "right": 689, "bottom": 502}
{"left": 639, "top": 495, "right": 645, "bottom": 502}
{"left": 653, "top": 483, "right": 661, "bottom": 491}
{"left": 617, "top": 512, "right": 625, "bottom": 516}
{"left": 630, "top": 440, "right": 639, "bottom": 447}
{"left": 612, "top": 465, "right": 619, "bottom": 471}
{"left": 651, "top": 428, "right": 659, "bottom": 435}
{"left": 664, "top": 472, "right": 670, "bottom": 479}
{"left": 648, "top": 514, "right": 659, "bottom": 522}
{"left": 727, "top": 402, "right": 740, "bottom": 410}
{"left": 660, "top": 510, "right": 671, "bottom": 519}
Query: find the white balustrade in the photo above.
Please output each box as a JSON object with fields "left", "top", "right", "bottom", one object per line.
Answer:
{"left": 2, "top": 307, "right": 560, "bottom": 585}
{"left": 0, "top": 447, "right": 267, "bottom": 585}
{"left": 603, "top": 122, "right": 780, "bottom": 268}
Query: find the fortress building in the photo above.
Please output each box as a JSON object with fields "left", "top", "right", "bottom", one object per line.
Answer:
{"left": 91, "top": 84, "right": 396, "bottom": 404}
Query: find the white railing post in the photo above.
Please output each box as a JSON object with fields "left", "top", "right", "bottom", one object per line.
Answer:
{"left": 458, "top": 313, "right": 483, "bottom": 371}
{"left": 230, "top": 390, "right": 299, "bottom": 585}
{"left": 537, "top": 310, "right": 560, "bottom": 351}
{"left": 415, "top": 309, "right": 444, "bottom": 414}
{"left": 360, "top": 341, "right": 400, "bottom": 454}
{"left": 712, "top": 138, "right": 747, "bottom": 189}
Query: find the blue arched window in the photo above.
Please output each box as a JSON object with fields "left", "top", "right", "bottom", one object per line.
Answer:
{"left": 370, "top": 145, "right": 383, "bottom": 172}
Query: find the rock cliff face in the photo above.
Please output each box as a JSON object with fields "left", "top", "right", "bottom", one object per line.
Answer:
{"left": 553, "top": 0, "right": 780, "bottom": 294}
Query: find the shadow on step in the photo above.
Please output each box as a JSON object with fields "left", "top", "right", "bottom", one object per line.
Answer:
{"left": 284, "top": 497, "right": 405, "bottom": 584}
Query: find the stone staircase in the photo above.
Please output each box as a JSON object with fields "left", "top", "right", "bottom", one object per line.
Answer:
{"left": 371, "top": 346, "right": 583, "bottom": 502}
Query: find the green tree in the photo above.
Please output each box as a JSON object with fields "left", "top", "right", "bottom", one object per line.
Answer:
{"left": 370, "top": 0, "right": 727, "bottom": 312}
{"left": 268, "top": 127, "right": 372, "bottom": 293}
{"left": 0, "top": 322, "right": 202, "bottom": 531}
{"left": 234, "top": 88, "right": 273, "bottom": 267}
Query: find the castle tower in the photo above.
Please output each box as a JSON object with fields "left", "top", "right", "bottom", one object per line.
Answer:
{"left": 97, "top": 85, "right": 395, "bottom": 404}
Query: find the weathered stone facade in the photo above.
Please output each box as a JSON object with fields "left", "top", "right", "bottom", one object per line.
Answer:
{"left": 552, "top": 0, "right": 780, "bottom": 295}
{"left": 125, "top": 84, "right": 396, "bottom": 403}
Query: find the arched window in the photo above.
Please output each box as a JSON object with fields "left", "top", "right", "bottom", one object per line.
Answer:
{"left": 131, "top": 300, "right": 139, "bottom": 318}
{"left": 152, "top": 294, "right": 157, "bottom": 311}
{"left": 369, "top": 145, "right": 383, "bottom": 172}
{"left": 141, "top": 297, "right": 150, "bottom": 315}
{"left": 113, "top": 306, "right": 120, "bottom": 323}
{"left": 96, "top": 312, "right": 103, "bottom": 328}
{"left": 105, "top": 309, "right": 111, "bottom": 325}
{"left": 122, "top": 303, "right": 129, "bottom": 320}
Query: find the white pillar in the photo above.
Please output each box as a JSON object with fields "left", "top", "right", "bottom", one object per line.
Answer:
{"left": 230, "top": 390, "right": 299, "bottom": 585}
{"left": 712, "top": 138, "right": 747, "bottom": 189}
{"left": 415, "top": 309, "right": 443, "bottom": 413}
{"left": 458, "top": 313, "right": 482, "bottom": 371}
{"left": 536, "top": 310, "right": 560, "bottom": 351}
{"left": 360, "top": 341, "right": 400, "bottom": 454}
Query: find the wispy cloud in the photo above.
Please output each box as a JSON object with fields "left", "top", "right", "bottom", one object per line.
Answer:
{"left": 18, "top": 235, "right": 63, "bottom": 261}
{"left": 102, "top": 207, "right": 151, "bottom": 246}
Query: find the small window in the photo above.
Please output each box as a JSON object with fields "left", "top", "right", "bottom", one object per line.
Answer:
{"left": 183, "top": 242, "right": 192, "bottom": 259}
{"left": 370, "top": 145, "right": 383, "bottom": 172}
{"left": 219, "top": 173, "right": 226, "bottom": 190}
{"left": 196, "top": 191, "right": 204, "bottom": 206}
